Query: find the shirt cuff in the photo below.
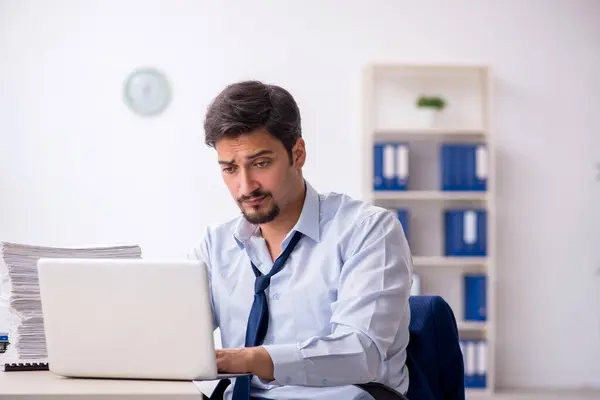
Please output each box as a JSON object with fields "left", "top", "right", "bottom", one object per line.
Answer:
{"left": 262, "top": 343, "right": 306, "bottom": 386}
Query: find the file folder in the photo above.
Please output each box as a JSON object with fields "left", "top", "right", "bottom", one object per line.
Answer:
{"left": 464, "top": 273, "right": 487, "bottom": 321}
{"left": 460, "top": 339, "right": 487, "bottom": 388}
{"left": 0, "top": 333, "right": 8, "bottom": 353}
{"left": 441, "top": 144, "right": 460, "bottom": 190}
{"left": 373, "top": 142, "right": 409, "bottom": 191}
{"left": 410, "top": 273, "right": 421, "bottom": 296}
{"left": 464, "top": 340, "right": 476, "bottom": 388}
{"left": 476, "top": 340, "right": 487, "bottom": 388}
{"left": 440, "top": 143, "right": 487, "bottom": 191}
{"left": 396, "top": 209, "right": 409, "bottom": 244}
{"left": 444, "top": 209, "right": 487, "bottom": 256}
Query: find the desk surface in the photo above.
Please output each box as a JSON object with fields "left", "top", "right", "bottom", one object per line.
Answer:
{"left": 0, "top": 371, "right": 202, "bottom": 396}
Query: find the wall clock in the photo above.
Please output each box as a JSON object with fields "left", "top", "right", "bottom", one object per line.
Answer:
{"left": 123, "top": 67, "right": 171, "bottom": 116}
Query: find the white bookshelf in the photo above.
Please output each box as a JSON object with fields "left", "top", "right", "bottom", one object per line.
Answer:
{"left": 412, "top": 256, "right": 488, "bottom": 268}
{"left": 373, "top": 191, "right": 489, "bottom": 202}
{"left": 362, "top": 63, "right": 496, "bottom": 397}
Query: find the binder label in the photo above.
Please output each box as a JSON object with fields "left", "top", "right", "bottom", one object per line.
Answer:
{"left": 476, "top": 145, "right": 488, "bottom": 180}
{"left": 396, "top": 144, "right": 408, "bottom": 180}
{"left": 463, "top": 210, "right": 478, "bottom": 245}
{"left": 477, "top": 341, "right": 487, "bottom": 375}
{"left": 465, "top": 342, "right": 476, "bottom": 376}
{"left": 383, "top": 145, "right": 395, "bottom": 180}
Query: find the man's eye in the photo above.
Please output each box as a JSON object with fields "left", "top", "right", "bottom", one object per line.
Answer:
{"left": 255, "top": 161, "right": 270, "bottom": 168}
{"left": 222, "top": 167, "right": 236, "bottom": 174}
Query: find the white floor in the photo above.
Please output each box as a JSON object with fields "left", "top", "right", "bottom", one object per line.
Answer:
{"left": 469, "top": 390, "right": 600, "bottom": 399}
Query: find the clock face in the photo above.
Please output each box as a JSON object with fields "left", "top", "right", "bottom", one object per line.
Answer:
{"left": 123, "top": 67, "right": 171, "bottom": 116}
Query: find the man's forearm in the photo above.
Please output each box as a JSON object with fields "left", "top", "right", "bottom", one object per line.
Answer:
{"left": 215, "top": 347, "right": 275, "bottom": 381}
{"left": 263, "top": 328, "right": 382, "bottom": 387}
{"left": 251, "top": 347, "right": 275, "bottom": 381}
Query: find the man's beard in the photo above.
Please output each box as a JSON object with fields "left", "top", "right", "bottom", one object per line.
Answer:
{"left": 238, "top": 190, "right": 280, "bottom": 224}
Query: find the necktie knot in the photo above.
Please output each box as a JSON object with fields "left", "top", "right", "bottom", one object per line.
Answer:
{"left": 254, "top": 275, "right": 271, "bottom": 293}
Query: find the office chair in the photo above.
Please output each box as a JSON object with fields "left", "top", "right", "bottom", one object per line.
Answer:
{"left": 356, "top": 296, "right": 465, "bottom": 400}
{"left": 402, "top": 295, "right": 466, "bottom": 400}
{"left": 208, "top": 295, "right": 465, "bottom": 400}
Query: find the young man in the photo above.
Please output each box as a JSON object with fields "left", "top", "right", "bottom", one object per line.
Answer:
{"left": 188, "top": 81, "right": 413, "bottom": 400}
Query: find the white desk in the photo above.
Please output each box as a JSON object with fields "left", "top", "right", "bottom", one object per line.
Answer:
{"left": 0, "top": 371, "right": 207, "bottom": 399}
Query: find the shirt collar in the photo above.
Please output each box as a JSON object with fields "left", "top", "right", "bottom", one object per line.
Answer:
{"left": 233, "top": 180, "right": 321, "bottom": 247}
{"left": 291, "top": 180, "right": 320, "bottom": 243}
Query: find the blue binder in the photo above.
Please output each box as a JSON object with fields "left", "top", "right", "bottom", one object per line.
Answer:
{"left": 460, "top": 340, "right": 472, "bottom": 388}
{"left": 396, "top": 209, "right": 409, "bottom": 244}
{"left": 460, "top": 339, "right": 487, "bottom": 388}
{"left": 441, "top": 144, "right": 462, "bottom": 190}
{"left": 440, "top": 143, "right": 487, "bottom": 191}
{"left": 464, "top": 274, "right": 487, "bottom": 321}
{"left": 477, "top": 339, "right": 488, "bottom": 388}
{"left": 373, "top": 142, "right": 409, "bottom": 191}
{"left": 444, "top": 209, "right": 487, "bottom": 256}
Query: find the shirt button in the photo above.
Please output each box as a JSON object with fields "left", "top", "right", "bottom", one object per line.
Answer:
{"left": 322, "top": 378, "right": 328, "bottom": 385}
{"left": 284, "top": 377, "right": 291, "bottom": 384}
{"left": 271, "top": 293, "right": 280, "bottom": 300}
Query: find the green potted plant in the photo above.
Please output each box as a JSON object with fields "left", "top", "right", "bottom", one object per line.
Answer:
{"left": 415, "top": 95, "right": 446, "bottom": 128}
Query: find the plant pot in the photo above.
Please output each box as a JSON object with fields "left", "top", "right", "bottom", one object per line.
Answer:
{"left": 414, "top": 108, "right": 439, "bottom": 129}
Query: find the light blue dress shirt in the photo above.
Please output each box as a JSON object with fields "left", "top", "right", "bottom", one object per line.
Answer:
{"left": 188, "top": 181, "right": 413, "bottom": 400}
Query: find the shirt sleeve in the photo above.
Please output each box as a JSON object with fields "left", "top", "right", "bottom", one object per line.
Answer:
{"left": 187, "top": 227, "right": 219, "bottom": 331}
{"left": 263, "top": 210, "right": 413, "bottom": 387}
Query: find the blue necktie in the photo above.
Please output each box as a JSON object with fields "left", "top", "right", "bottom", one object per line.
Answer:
{"left": 231, "top": 230, "right": 304, "bottom": 400}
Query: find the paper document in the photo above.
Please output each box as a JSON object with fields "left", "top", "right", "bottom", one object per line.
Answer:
{"left": 0, "top": 241, "right": 142, "bottom": 365}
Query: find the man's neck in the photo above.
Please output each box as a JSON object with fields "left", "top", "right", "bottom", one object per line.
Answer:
{"left": 260, "top": 181, "right": 306, "bottom": 257}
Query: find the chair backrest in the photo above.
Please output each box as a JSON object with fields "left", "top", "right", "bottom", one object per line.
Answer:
{"left": 405, "top": 296, "right": 465, "bottom": 400}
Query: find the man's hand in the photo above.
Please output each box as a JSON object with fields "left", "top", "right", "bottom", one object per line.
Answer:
{"left": 216, "top": 347, "right": 274, "bottom": 381}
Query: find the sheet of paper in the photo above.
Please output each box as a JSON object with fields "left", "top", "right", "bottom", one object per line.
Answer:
{"left": 193, "top": 379, "right": 221, "bottom": 397}
{"left": 0, "top": 241, "right": 142, "bottom": 364}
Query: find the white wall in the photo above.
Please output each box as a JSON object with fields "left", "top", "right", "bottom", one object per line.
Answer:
{"left": 1, "top": 0, "right": 599, "bottom": 391}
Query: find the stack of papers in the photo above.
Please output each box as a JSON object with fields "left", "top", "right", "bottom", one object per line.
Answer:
{"left": 0, "top": 241, "right": 142, "bottom": 364}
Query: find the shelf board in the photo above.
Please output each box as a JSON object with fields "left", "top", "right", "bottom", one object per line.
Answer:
{"left": 465, "top": 387, "right": 489, "bottom": 397}
{"left": 373, "top": 191, "right": 489, "bottom": 202}
{"left": 412, "top": 256, "right": 488, "bottom": 268}
{"left": 458, "top": 321, "right": 487, "bottom": 332}
{"left": 371, "top": 63, "right": 489, "bottom": 72}
{"left": 374, "top": 127, "right": 487, "bottom": 138}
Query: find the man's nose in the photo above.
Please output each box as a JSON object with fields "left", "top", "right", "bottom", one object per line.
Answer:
{"left": 239, "top": 169, "right": 259, "bottom": 196}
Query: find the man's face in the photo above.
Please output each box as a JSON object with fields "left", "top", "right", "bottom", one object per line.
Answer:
{"left": 215, "top": 129, "right": 304, "bottom": 225}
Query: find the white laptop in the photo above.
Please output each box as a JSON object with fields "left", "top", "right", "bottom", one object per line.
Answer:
{"left": 37, "top": 257, "right": 243, "bottom": 381}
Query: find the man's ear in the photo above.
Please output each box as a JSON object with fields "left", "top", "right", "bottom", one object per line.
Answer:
{"left": 292, "top": 138, "right": 306, "bottom": 168}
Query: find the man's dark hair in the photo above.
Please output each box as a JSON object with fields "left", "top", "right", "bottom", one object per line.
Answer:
{"left": 203, "top": 80, "right": 302, "bottom": 163}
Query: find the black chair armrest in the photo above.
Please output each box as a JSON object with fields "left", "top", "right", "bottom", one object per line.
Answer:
{"left": 206, "top": 378, "right": 409, "bottom": 400}
{"left": 357, "top": 382, "right": 409, "bottom": 400}
{"left": 207, "top": 378, "right": 231, "bottom": 400}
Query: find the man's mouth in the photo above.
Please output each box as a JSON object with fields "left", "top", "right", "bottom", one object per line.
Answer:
{"left": 244, "top": 196, "right": 266, "bottom": 206}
